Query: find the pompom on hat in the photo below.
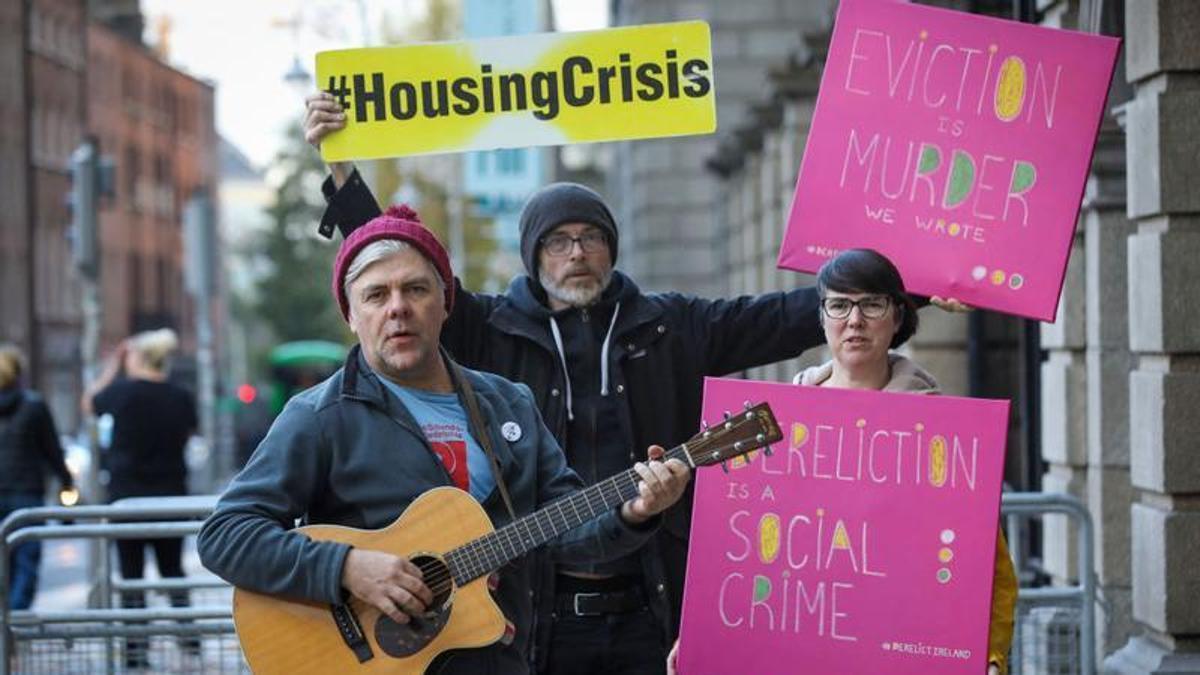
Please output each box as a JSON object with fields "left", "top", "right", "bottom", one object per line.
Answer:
{"left": 331, "top": 204, "right": 454, "bottom": 320}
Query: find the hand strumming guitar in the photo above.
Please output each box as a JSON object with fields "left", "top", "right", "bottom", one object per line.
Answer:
{"left": 341, "top": 549, "right": 436, "bottom": 624}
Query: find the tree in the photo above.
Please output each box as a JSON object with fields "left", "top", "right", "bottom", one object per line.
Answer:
{"left": 250, "top": 121, "right": 351, "bottom": 345}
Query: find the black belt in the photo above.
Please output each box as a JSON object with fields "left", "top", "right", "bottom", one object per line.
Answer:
{"left": 555, "top": 586, "right": 646, "bottom": 617}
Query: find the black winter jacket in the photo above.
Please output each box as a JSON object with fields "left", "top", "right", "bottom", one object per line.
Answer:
{"left": 0, "top": 388, "right": 73, "bottom": 496}
{"left": 321, "top": 173, "right": 827, "bottom": 667}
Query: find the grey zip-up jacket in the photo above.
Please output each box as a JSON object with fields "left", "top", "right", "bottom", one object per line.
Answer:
{"left": 197, "top": 347, "right": 657, "bottom": 674}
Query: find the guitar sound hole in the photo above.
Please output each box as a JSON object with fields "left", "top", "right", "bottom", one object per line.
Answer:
{"left": 373, "top": 554, "right": 454, "bottom": 658}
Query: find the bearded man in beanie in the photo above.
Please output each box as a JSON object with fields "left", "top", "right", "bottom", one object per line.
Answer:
{"left": 198, "top": 205, "right": 690, "bottom": 674}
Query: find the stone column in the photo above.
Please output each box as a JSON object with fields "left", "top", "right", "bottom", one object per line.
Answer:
{"left": 741, "top": 149, "right": 762, "bottom": 297}
{"left": 751, "top": 111, "right": 782, "bottom": 382}
{"left": 1084, "top": 79, "right": 1137, "bottom": 661}
{"left": 1033, "top": 0, "right": 1089, "bottom": 588}
{"left": 1104, "top": 0, "right": 1200, "bottom": 672}
{"left": 1040, "top": 219, "right": 1088, "bottom": 584}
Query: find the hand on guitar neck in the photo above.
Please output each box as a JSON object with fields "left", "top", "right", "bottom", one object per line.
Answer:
{"left": 619, "top": 444, "right": 691, "bottom": 525}
{"left": 339, "top": 444, "right": 689, "bottom": 626}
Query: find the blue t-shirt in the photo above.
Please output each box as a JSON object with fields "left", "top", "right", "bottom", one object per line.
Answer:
{"left": 377, "top": 377, "right": 496, "bottom": 502}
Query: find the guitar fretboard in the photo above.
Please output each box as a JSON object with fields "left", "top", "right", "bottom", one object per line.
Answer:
{"left": 444, "top": 444, "right": 691, "bottom": 585}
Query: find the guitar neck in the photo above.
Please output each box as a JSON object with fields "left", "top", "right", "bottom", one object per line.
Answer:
{"left": 444, "top": 444, "right": 690, "bottom": 586}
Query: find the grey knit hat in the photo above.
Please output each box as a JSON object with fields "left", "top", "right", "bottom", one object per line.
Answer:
{"left": 518, "top": 183, "right": 618, "bottom": 283}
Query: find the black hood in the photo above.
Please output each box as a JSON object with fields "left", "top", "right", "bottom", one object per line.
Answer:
{"left": 0, "top": 387, "right": 23, "bottom": 416}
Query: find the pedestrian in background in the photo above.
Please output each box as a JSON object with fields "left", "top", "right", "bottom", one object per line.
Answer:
{"left": 0, "top": 344, "right": 75, "bottom": 610}
{"left": 83, "top": 328, "right": 198, "bottom": 666}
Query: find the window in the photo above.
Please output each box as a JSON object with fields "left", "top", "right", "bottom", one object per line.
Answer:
{"left": 125, "top": 146, "right": 140, "bottom": 212}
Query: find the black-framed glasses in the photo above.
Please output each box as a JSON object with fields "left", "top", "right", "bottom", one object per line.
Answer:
{"left": 541, "top": 232, "right": 607, "bottom": 256}
{"left": 821, "top": 295, "right": 892, "bottom": 320}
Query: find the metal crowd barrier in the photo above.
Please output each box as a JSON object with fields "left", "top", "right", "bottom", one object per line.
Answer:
{"left": 0, "top": 497, "right": 247, "bottom": 674}
{"left": 2, "top": 493, "right": 1099, "bottom": 674}
{"left": 1002, "top": 492, "right": 1097, "bottom": 675}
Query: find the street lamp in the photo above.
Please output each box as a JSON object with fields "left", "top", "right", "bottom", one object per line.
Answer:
{"left": 283, "top": 54, "right": 312, "bottom": 95}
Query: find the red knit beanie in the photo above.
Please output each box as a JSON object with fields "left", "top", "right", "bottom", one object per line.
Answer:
{"left": 331, "top": 204, "right": 455, "bottom": 321}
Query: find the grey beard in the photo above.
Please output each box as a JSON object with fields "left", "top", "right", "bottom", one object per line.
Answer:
{"left": 540, "top": 268, "right": 612, "bottom": 308}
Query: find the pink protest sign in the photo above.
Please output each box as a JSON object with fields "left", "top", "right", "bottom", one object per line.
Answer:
{"left": 778, "top": 0, "right": 1119, "bottom": 321}
{"left": 678, "top": 377, "right": 1010, "bottom": 674}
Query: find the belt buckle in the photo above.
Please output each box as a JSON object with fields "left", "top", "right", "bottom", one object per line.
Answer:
{"left": 572, "top": 592, "right": 603, "bottom": 617}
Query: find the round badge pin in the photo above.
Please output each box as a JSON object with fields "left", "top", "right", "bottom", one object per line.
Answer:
{"left": 501, "top": 421, "right": 522, "bottom": 442}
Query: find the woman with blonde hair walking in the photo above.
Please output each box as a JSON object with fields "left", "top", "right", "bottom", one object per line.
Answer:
{"left": 84, "top": 329, "right": 198, "bottom": 667}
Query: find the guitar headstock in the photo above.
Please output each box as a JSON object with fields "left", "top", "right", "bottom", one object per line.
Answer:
{"left": 684, "top": 402, "right": 782, "bottom": 468}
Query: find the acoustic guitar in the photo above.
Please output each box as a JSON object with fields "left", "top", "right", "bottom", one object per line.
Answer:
{"left": 232, "top": 402, "right": 782, "bottom": 674}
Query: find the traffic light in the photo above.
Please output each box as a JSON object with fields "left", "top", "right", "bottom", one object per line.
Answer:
{"left": 183, "top": 189, "right": 216, "bottom": 296}
{"left": 236, "top": 383, "right": 257, "bottom": 404}
{"left": 68, "top": 140, "right": 98, "bottom": 278}
{"left": 67, "top": 138, "right": 115, "bottom": 280}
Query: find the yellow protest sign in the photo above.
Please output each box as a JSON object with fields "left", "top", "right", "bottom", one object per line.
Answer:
{"left": 315, "top": 21, "right": 716, "bottom": 161}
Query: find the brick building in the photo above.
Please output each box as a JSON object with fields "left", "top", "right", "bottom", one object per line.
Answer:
{"left": 0, "top": 1, "right": 219, "bottom": 431}
{"left": 86, "top": 18, "right": 219, "bottom": 382}
{"left": 0, "top": 0, "right": 89, "bottom": 426}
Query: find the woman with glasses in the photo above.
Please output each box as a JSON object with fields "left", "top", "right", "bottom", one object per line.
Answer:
{"left": 83, "top": 329, "right": 199, "bottom": 667}
{"left": 795, "top": 248, "right": 1017, "bottom": 675}
{"left": 669, "top": 249, "right": 1016, "bottom": 675}
{"left": 794, "top": 249, "right": 929, "bottom": 391}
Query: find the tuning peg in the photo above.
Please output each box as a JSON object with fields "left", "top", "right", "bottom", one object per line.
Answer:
{"left": 743, "top": 400, "right": 753, "bottom": 410}
{"left": 733, "top": 441, "right": 744, "bottom": 452}
{"left": 721, "top": 461, "right": 729, "bottom": 474}
{"left": 701, "top": 420, "right": 709, "bottom": 430}
{"left": 762, "top": 444, "right": 775, "bottom": 457}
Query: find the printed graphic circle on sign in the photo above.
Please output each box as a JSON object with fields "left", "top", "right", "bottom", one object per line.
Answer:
{"left": 793, "top": 423, "right": 809, "bottom": 447}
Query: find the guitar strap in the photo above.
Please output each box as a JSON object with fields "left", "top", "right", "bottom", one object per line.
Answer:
{"left": 445, "top": 352, "right": 518, "bottom": 522}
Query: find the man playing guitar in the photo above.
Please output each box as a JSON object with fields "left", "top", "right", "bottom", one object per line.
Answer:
{"left": 198, "top": 205, "right": 690, "bottom": 674}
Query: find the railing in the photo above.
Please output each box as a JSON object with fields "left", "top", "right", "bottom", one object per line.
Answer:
{"left": 0, "top": 497, "right": 245, "bottom": 674}
{"left": 1002, "top": 492, "right": 1096, "bottom": 675}
{"left": 2, "top": 493, "right": 1098, "bottom": 674}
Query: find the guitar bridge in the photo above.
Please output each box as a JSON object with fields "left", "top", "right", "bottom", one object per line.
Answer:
{"left": 330, "top": 603, "right": 374, "bottom": 663}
